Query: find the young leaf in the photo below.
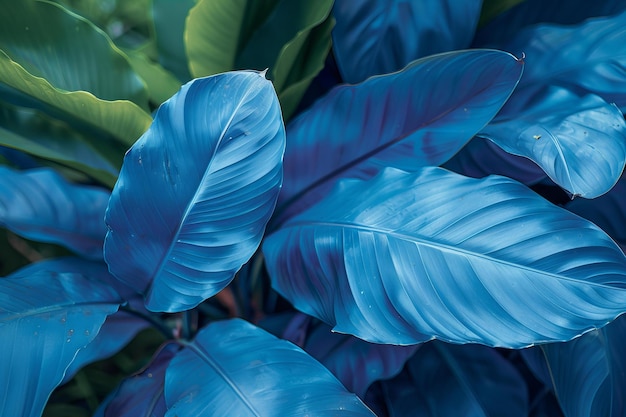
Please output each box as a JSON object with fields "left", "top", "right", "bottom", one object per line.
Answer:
{"left": 0, "top": 269, "right": 122, "bottom": 417}
{"left": 480, "top": 87, "right": 626, "bottom": 198}
{"left": 104, "top": 70, "right": 285, "bottom": 313}
{"left": 526, "top": 315, "right": 626, "bottom": 417}
{"left": 332, "top": 0, "right": 483, "bottom": 83}
{"left": 95, "top": 343, "right": 180, "bottom": 417}
{"left": 264, "top": 167, "right": 626, "bottom": 348}
{"left": 380, "top": 342, "right": 528, "bottom": 417}
{"left": 0, "top": 167, "right": 109, "bottom": 259}
{"left": 164, "top": 319, "right": 376, "bottom": 416}
{"left": 274, "top": 49, "right": 523, "bottom": 225}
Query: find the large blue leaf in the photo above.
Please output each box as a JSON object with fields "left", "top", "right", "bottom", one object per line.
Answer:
{"left": 524, "top": 315, "right": 626, "bottom": 417}
{"left": 274, "top": 49, "right": 523, "bottom": 225}
{"left": 331, "top": 0, "right": 483, "bottom": 83}
{"left": 0, "top": 268, "right": 122, "bottom": 417}
{"left": 8, "top": 257, "right": 148, "bottom": 384}
{"left": 474, "top": 0, "right": 626, "bottom": 48}
{"left": 104, "top": 70, "right": 285, "bottom": 313}
{"left": 262, "top": 312, "right": 418, "bottom": 397}
{"left": 499, "top": 10, "right": 626, "bottom": 111}
{"left": 94, "top": 343, "right": 180, "bottom": 417}
{"left": 0, "top": 166, "right": 109, "bottom": 259}
{"left": 380, "top": 342, "right": 528, "bottom": 417}
{"left": 480, "top": 87, "right": 626, "bottom": 198}
{"left": 442, "top": 136, "right": 546, "bottom": 185}
{"left": 264, "top": 167, "right": 626, "bottom": 347}
{"left": 164, "top": 318, "right": 376, "bottom": 416}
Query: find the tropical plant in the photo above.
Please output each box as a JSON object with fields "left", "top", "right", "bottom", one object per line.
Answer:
{"left": 2, "top": 0, "right": 626, "bottom": 416}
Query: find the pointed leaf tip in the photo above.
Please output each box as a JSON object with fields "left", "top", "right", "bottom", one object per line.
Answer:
{"left": 104, "top": 71, "right": 286, "bottom": 313}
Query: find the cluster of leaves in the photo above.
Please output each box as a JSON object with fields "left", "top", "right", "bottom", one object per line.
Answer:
{"left": 2, "top": 0, "right": 626, "bottom": 416}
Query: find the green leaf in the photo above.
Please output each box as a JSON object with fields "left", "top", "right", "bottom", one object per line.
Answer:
{"left": 479, "top": 0, "right": 527, "bottom": 27}
{"left": 186, "top": 0, "right": 333, "bottom": 118}
{"left": 0, "top": 0, "right": 152, "bottom": 145}
{"left": 152, "top": 0, "right": 195, "bottom": 82}
{"left": 123, "top": 50, "right": 182, "bottom": 105}
{"left": 0, "top": 104, "right": 119, "bottom": 187}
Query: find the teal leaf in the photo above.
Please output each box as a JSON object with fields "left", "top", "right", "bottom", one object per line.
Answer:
{"left": 264, "top": 167, "right": 626, "bottom": 347}
{"left": 104, "top": 70, "right": 285, "bottom": 313}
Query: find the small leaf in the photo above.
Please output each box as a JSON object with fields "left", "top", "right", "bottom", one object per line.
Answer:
{"left": 164, "top": 319, "right": 376, "bottom": 416}
{"left": 264, "top": 167, "right": 626, "bottom": 347}
{"left": 274, "top": 49, "right": 523, "bottom": 225}
{"left": 480, "top": 87, "right": 626, "bottom": 198}
{"left": 0, "top": 268, "right": 121, "bottom": 417}
{"left": 0, "top": 167, "right": 109, "bottom": 259}
{"left": 95, "top": 343, "right": 179, "bottom": 417}
{"left": 104, "top": 70, "right": 285, "bottom": 312}
{"left": 332, "top": 0, "right": 483, "bottom": 83}
{"left": 381, "top": 342, "right": 528, "bottom": 417}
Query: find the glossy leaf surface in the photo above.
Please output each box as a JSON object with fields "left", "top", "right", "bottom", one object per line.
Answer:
{"left": 381, "top": 342, "right": 528, "bottom": 417}
{"left": 262, "top": 312, "right": 418, "bottom": 397}
{"left": 95, "top": 343, "right": 179, "bottom": 417}
{"left": 0, "top": 268, "right": 121, "bottom": 417}
{"left": 164, "top": 319, "right": 376, "bottom": 416}
{"left": 265, "top": 167, "right": 626, "bottom": 347}
{"left": 275, "top": 49, "right": 523, "bottom": 224}
{"left": 332, "top": 0, "right": 483, "bottom": 83}
{"left": 0, "top": 167, "right": 109, "bottom": 259}
{"left": 480, "top": 88, "right": 626, "bottom": 198}
{"left": 104, "top": 71, "right": 285, "bottom": 312}
{"left": 501, "top": 10, "right": 626, "bottom": 110}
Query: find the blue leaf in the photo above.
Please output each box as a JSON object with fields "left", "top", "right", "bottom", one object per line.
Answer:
{"left": 566, "top": 173, "right": 626, "bottom": 243}
{"left": 275, "top": 49, "right": 523, "bottom": 225}
{"left": 262, "top": 312, "right": 418, "bottom": 397}
{"left": 104, "top": 70, "right": 286, "bottom": 313}
{"left": 380, "top": 342, "right": 528, "bottom": 417}
{"left": 474, "top": 0, "right": 626, "bottom": 48}
{"left": 0, "top": 166, "right": 109, "bottom": 259}
{"left": 480, "top": 87, "right": 626, "bottom": 198}
{"left": 264, "top": 167, "right": 626, "bottom": 347}
{"left": 95, "top": 343, "right": 179, "bottom": 417}
{"left": 525, "top": 315, "right": 626, "bottom": 417}
{"left": 0, "top": 268, "right": 121, "bottom": 417}
{"left": 443, "top": 136, "right": 546, "bottom": 185}
{"left": 499, "top": 10, "right": 626, "bottom": 111}
{"left": 8, "top": 257, "right": 148, "bottom": 383}
{"left": 331, "top": 0, "right": 483, "bottom": 83}
{"left": 164, "top": 318, "right": 376, "bottom": 416}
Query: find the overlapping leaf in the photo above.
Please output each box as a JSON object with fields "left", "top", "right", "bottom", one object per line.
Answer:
{"left": 0, "top": 167, "right": 110, "bottom": 259}
{"left": 332, "top": 0, "right": 483, "bottom": 83}
{"left": 104, "top": 70, "right": 285, "bottom": 313}
{"left": 380, "top": 342, "right": 528, "bottom": 417}
{"left": 264, "top": 167, "right": 626, "bottom": 347}
{"left": 152, "top": 0, "right": 194, "bottom": 82}
{"left": 274, "top": 49, "right": 523, "bottom": 225}
{"left": 479, "top": 87, "right": 626, "bottom": 198}
{"left": 0, "top": 0, "right": 152, "bottom": 145}
{"left": 0, "top": 268, "right": 122, "bottom": 417}
{"left": 164, "top": 319, "right": 376, "bottom": 416}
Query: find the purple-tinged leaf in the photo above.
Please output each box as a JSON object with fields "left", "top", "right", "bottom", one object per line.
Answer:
{"left": 95, "top": 343, "right": 180, "bottom": 417}
{"left": 480, "top": 87, "right": 626, "bottom": 198}
{"left": 164, "top": 319, "right": 376, "bottom": 416}
{"left": 332, "top": 0, "right": 482, "bottom": 83}
{"left": 274, "top": 49, "right": 523, "bottom": 225}
{"left": 104, "top": 70, "right": 285, "bottom": 313}
{"left": 265, "top": 167, "right": 626, "bottom": 347}
{"left": 0, "top": 269, "right": 122, "bottom": 417}
{"left": 262, "top": 312, "right": 418, "bottom": 397}
{"left": 524, "top": 315, "right": 626, "bottom": 417}
{"left": 443, "top": 136, "right": 546, "bottom": 184}
{"left": 380, "top": 342, "right": 528, "bottom": 417}
{"left": 474, "top": 0, "right": 626, "bottom": 48}
{"left": 500, "top": 10, "right": 626, "bottom": 110}
{"left": 566, "top": 174, "right": 626, "bottom": 243}
{"left": 0, "top": 166, "right": 109, "bottom": 259}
